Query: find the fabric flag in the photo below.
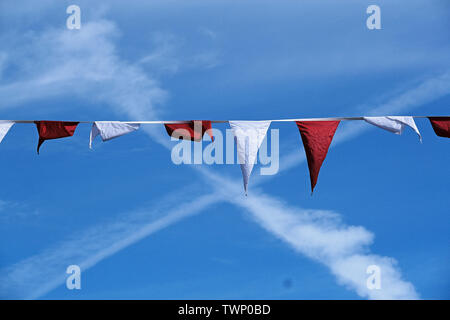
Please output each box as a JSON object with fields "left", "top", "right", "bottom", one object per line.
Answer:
{"left": 428, "top": 117, "right": 450, "bottom": 138}
{"left": 35, "top": 121, "right": 79, "bottom": 154}
{"left": 363, "top": 116, "right": 422, "bottom": 141}
{"left": 90, "top": 121, "right": 140, "bottom": 148}
{"left": 0, "top": 121, "right": 14, "bottom": 144}
{"left": 164, "top": 120, "right": 213, "bottom": 142}
{"left": 229, "top": 121, "right": 271, "bottom": 195}
{"left": 296, "top": 121, "right": 340, "bottom": 194}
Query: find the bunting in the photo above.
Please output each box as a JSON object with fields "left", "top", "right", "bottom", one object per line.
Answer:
{"left": 164, "top": 121, "right": 213, "bottom": 142}
{"left": 34, "top": 121, "right": 79, "bottom": 154}
{"left": 90, "top": 121, "right": 140, "bottom": 148}
{"left": 229, "top": 121, "right": 271, "bottom": 195}
{"left": 0, "top": 121, "right": 14, "bottom": 144}
{"left": 428, "top": 117, "right": 450, "bottom": 138}
{"left": 363, "top": 116, "right": 422, "bottom": 141}
{"left": 296, "top": 121, "right": 340, "bottom": 194}
{"left": 0, "top": 115, "right": 447, "bottom": 195}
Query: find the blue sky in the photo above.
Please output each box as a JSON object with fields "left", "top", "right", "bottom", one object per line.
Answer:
{"left": 0, "top": 0, "right": 449, "bottom": 299}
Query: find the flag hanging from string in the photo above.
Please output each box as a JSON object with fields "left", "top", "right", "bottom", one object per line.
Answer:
{"left": 296, "top": 121, "right": 340, "bottom": 194}
{"left": 229, "top": 121, "right": 271, "bottom": 195}
{"left": 90, "top": 121, "right": 140, "bottom": 148}
{"left": 428, "top": 117, "right": 450, "bottom": 138}
{"left": 363, "top": 116, "right": 422, "bottom": 141}
{"left": 0, "top": 121, "right": 14, "bottom": 144}
{"left": 34, "top": 121, "right": 79, "bottom": 154}
{"left": 164, "top": 121, "right": 213, "bottom": 142}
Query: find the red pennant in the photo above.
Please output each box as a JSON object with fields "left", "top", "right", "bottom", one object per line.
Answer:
{"left": 296, "top": 121, "right": 340, "bottom": 194}
{"left": 164, "top": 120, "right": 213, "bottom": 142}
{"left": 429, "top": 117, "right": 450, "bottom": 138}
{"left": 35, "top": 121, "right": 79, "bottom": 154}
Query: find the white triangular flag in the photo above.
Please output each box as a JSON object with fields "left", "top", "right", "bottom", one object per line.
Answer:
{"left": 89, "top": 121, "right": 140, "bottom": 148}
{"left": 0, "top": 121, "right": 14, "bottom": 144}
{"left": 363, "top": 116, "right": 422, "bottom": 141}
{"left": 229, "top": 121, "right": 271, "bottom": 195}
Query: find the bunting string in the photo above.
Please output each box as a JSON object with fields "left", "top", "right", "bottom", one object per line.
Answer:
{"left": 0, "top": 115, "right": 449, "bottom": 195}
{"left": 3, "top": 115, "right": 450, "bottom": 124}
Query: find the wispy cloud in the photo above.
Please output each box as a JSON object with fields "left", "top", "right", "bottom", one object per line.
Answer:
{"left": 138, "top": 31, "right": 221, "bottom": 75}
{"left": 0, "top": 200, "right": 39, "bottom": 222}
{"left": 0, "top": 20, "right": 167, "bottom": 117}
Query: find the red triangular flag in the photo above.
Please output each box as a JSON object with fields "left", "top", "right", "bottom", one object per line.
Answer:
{"left": 35, "top": 121, "right": 79, "bottom": 154}
{"left": 164, "top": 120, "right": 213, "bottom": 142}
{"left": 296, "top": 121, "right": 340, "bottom": 194}
{"left": 428, "top": 117, "right": 450, "bottom": 138}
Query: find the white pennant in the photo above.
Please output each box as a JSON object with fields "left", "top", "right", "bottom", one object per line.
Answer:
{"left": 0, "top": 121, "right": 15, "bottom": 144}
{"left": 229, "top": 121, "right": 271, "bottom": 195}
{"left": 363, "top": 116, "right": 422, "bottom": 141}
{"left": 90, "top": 121, "right": 140, "bottom": 148}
